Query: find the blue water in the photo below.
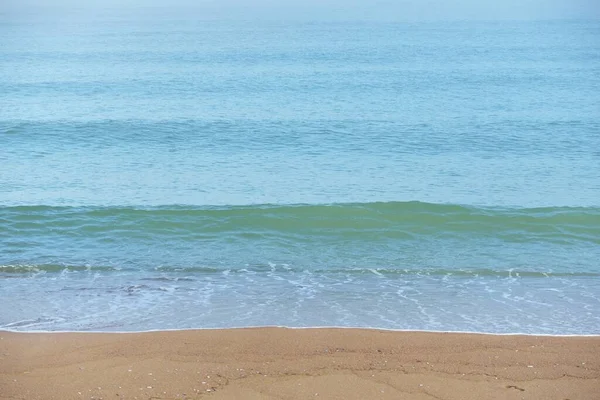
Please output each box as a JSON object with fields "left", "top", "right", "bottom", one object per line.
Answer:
{"left": 1, "top": 16, "right": 599, "bottom": 333}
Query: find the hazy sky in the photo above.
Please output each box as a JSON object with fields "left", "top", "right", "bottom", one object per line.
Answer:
{"left": 2, "top": 0, "right": 599, "bottom": 21}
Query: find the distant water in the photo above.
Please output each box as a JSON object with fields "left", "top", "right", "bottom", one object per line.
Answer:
{"left": 1, "top": 17, "right": 599, "bottom": 333}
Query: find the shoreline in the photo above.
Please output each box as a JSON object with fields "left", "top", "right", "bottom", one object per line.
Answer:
{"left": 3, "top": 325, "right": 600, "bottom": 337}
{"left": 2, "top": 327, "right": 599, "bottom": 399}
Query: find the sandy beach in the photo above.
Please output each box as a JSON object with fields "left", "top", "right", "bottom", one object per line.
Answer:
{"left": 1, "top": 328, "right": 598, "bottom": 400}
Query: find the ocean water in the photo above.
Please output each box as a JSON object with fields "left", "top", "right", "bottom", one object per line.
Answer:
{"left": 1, "top": 15, "right": 599, "bottom": 333}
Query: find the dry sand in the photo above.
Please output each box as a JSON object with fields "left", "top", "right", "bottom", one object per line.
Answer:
{"left": 1, "top": 327, "right": 598, "bottom": 400}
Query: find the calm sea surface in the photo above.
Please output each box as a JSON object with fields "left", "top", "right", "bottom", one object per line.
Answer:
{"left": 1, "top": 16, "right": 599, "bottom": 333}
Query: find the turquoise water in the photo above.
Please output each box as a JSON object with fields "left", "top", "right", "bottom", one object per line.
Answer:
{"left": 1, "top": 16, "right": 600, "bottom": 333}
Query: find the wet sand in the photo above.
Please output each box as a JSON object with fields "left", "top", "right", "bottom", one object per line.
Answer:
{"left": 1, "top": 327, "right": 598, "bottom": 399}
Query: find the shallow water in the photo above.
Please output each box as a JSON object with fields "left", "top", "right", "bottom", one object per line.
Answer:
{"left": 1, "top": 17, "right": 599, "bottom": 333}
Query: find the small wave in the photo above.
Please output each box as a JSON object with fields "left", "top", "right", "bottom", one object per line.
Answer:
{"left": 3, "top": 263, "right": 597, "bottom": 278}
{"left": 0, "top": 264, "right": 124, "bottom": 274}
{"left": 1, "top": 201, "right": 598, "bottom": 243}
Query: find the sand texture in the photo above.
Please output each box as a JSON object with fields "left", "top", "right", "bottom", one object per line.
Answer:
{"left": 1, "top": 328, "right": 598, "bottom": 400}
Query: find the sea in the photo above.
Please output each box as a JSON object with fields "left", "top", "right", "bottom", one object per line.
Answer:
{"left": 1, "top": 12, "right": 599, "bottom": 334}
